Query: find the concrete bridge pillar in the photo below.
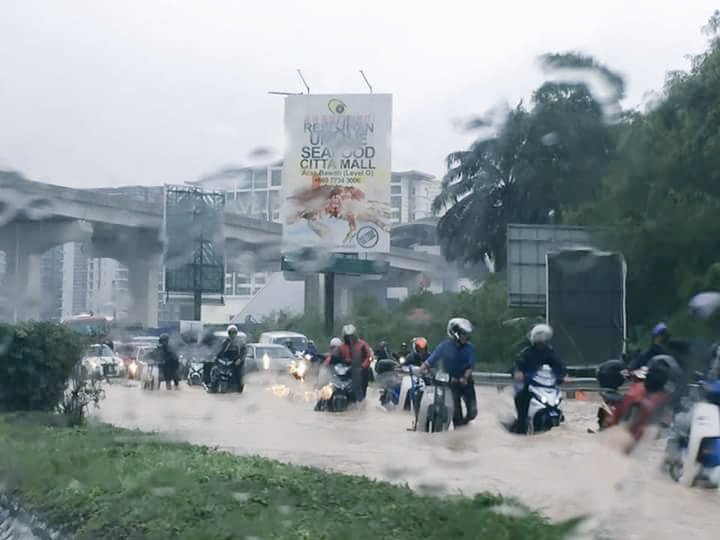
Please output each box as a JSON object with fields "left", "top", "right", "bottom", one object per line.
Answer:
{"left": 126, "top": 254, "right": 161, "bottom": 328}
{"left": 0, "top": 220, "right": 92, "bottom": 322}
{"left": 0, "top": 247, "right": 43, "bottom": 322}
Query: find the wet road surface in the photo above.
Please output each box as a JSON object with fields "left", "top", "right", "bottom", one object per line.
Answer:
{"left": 96, "top": 376, "right": 718, "bottom": 540}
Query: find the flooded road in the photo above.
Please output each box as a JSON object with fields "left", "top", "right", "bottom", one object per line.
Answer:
{"left": 97, "top": 377, "right": 717, "bottom": 540}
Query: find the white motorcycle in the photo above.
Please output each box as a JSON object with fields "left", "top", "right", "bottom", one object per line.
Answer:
{"left": 415, "top": 369, "right": 453, "bottom": 433}
{"left": 521, "top": 364, "right": 564, "bottom": 434}
{"left": 665, "top": 378, "right": 720, "bottom": 488}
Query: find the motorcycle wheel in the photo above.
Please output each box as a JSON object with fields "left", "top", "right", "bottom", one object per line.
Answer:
{"left": 431, "top": 407, "right": 447, "bottom": 433}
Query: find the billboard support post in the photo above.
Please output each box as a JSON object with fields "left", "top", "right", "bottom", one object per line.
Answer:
{"left": 324, "top": 272, "right": 335, "bottom": 337}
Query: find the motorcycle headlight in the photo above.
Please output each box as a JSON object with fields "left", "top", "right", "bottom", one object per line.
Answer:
{"left": 129, "top": 362, "right": 138, "bottom": 375}
{"left": 434, "top": 372, "right": 449, "bottom": 383}
{"left": 304, "top": 353, "right": 312, "bottom": 361}
{"left": 399, "top": 356, "right": 406, "bottom": 365}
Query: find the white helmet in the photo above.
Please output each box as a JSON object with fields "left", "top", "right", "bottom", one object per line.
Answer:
{"left": 227, "top": 324, "right": 238, "bottom": 335}
{"left": 529, "top": 323, "right": 553, "bottom": 344}
{"left": 447, "top": 318, "right": 472, "bottom": 340}
{"left": 342, "top": 324, "right": 357, "bottom": 337}
{"left": 330, "top": 337, "right": 343, "bottom": 348}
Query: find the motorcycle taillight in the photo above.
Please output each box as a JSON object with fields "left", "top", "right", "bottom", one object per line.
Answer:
{"left": 697, "top": 437, "right": 720, "bottom": 467}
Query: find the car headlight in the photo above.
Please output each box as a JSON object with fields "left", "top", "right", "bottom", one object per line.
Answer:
{"left": 262, "top": 354, "right": 270, "bottom": 370}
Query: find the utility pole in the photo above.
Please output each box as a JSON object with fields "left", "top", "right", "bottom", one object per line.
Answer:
{"left": 324, "top": 271, "right": 335, "bottom": 337}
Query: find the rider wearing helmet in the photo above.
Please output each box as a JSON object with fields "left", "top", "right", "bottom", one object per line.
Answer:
{"left": 323, "top": 337, "right": 345, "bottom": 366}
{"left": 216, "top": 325, "right": 247, "bottom": 393}
{"left": 421, "top": 318, "right": 477, "bottom": 427}
{"left": 628, "top": 322, "right": 670, "bottom": 371}
{"left": 393, "top": 342, "right": 411, "bottom": 362}
{"left": 338, "top": 323, "right": 373, "bottom": 402}
{"left": 375, "top": 340, "right": 392, "bottom": 360}
{"left": 512, "top": 323, "right": 566, "bottom": 433}
{"left": 155, "top": 333, "right": 180, "bottom": 390}
{"left": 406, "top": 337, "right": 430, "bottom": 366}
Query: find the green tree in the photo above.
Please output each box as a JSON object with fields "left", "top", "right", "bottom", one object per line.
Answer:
{"left": 434, "top": 53, "right": 622, "bottom": 269}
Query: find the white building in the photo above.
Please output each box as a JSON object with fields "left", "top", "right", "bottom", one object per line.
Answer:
{"left": 190, "top": 163, "right": 441, "bottom": 323}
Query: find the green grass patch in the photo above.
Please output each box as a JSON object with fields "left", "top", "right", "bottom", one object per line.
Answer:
{"left": 0, "top": 414, "right": 578, "bottom": 539}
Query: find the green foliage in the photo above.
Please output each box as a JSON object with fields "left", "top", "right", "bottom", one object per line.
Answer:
{"left": 256, "top": 275, "right": 539, "bottom": 369}
{"left": 0, "top": 416, "right": 576, "bottom": 539}
{"left": 0, "top": 321, "right": 85, "bottom": 412}
{"left": 434, "top": 53, "right": 622, "bottom": 268}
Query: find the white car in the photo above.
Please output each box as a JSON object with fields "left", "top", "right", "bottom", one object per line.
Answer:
{"left": 257, "top": 331, "right": 308, "bottom": 355}
{"left": 81, "top": 344, "right": 126, "bottom": 378}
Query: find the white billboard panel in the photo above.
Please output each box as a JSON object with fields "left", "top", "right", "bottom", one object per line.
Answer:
{"left": 282, "top": 94, "right": 392, "bottom": 254}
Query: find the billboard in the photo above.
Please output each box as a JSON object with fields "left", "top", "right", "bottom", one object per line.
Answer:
{"left": 546, "top": 248, "right": 627, "bottom": 366}
{"left": 506, "top": 224, "right": 592, "bottom": 307}
{"left": 163, "top": 186, "right": 226, "bottom": 294}
{"left": 282, "top": 94, "right": 392, "bottom": 254}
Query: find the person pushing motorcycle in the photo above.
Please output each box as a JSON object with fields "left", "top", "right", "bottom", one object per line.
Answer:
{"left": 421, "top": 318, "right": 477, "bottom": 427}
{"left": 512, "top": 324, "right": 566, "bottom": 434}
{"left": 216, "top": 325, "right": 246, "bottom": 393}
{"left": 338, "top": 324, "right": 372, "bottom": 402}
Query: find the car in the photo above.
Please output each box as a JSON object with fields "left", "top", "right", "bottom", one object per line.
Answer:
{"left": 246, "top": 343, "right": 299, "bottom": 375}
{"left": 257, "top": 331, "right": 308, "bottom": 355}
{"left": 81, "top": 344, "right": 126, "bottom": 378}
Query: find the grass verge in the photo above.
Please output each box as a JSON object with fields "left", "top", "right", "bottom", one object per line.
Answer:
{"left": 0, "top": 413, "right": 578, "bottom": 539}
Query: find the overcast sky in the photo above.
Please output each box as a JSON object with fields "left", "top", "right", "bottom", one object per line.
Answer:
{"left": 0, "top": 0, "right": 717, "bottom": 188}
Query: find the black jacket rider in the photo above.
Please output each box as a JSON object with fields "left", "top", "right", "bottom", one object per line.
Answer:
{"left": 515, "top": 344, "right": 566, "bottom": 380}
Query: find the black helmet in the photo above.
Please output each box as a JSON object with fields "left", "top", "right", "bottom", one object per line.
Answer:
{"left": 159, "top": 333, "right": 169, "bottom": 344}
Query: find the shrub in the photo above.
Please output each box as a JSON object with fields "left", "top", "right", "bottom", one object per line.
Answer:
{"left": 0, "top": 321, "right": 85, "bottom": 412}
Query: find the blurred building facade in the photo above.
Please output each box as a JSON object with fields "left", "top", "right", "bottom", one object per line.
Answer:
{"left": 32, "top": 166, "right": 442, "bottom": 326}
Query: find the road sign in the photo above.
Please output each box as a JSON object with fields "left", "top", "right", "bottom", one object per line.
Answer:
{"left": 163, "top": 186, "right": 226, "bottom": 294}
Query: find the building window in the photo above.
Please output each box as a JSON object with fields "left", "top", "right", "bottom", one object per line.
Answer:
{"left": 391, "top": 195, "right": 402, "bottom": 211}
{"left": 235, "top": 286, "right": 252, "bottom": 297}
{"left": 254, "top": 169, "right": 268, "bottom": 189}
{"left": 391, "top": 175, "right": 400, "bottom": 185}
{"left": 391, "top": 184, "right": 402, "bottom": 195}
{"left": 271, "top": 168, "right": 282, "bottom": 187}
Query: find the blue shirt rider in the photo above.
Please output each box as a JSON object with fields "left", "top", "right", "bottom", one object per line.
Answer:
{"left": 422, "top": 318, "right": 478, "bottom": 427}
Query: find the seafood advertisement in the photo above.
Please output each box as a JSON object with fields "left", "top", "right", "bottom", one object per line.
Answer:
{"left": 281, "top": 93, "right": 392, "bottom": 254}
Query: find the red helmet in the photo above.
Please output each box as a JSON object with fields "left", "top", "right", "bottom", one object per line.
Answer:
{"left": 412, "top": 337, "right": 428, "bottom": 354}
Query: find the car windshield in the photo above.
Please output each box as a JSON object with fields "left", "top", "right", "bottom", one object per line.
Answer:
{"left": 273, "top": 337, "right": 306, "bottom": 351}
{"left": 87, "top": 345, "right": 114, "bottom": 358}
{"left": 256, "top": 346, "right": 294, "bottom": 359}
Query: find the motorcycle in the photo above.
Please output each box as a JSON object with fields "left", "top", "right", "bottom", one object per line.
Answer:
{"left": 596, "top": 360, "right": 649, "bottom": 431}
{"left": 315, "top": 362, "right": 354, "bottom": 412}
{"left": 664, "top": 377, "right": 720, "bottom": 488}
{"left": 207, "top": 358, "right": 235, "bottom": 394}
{"left": 187, "top": 361, "right": 204, "bottom": 386}
{"left": 376, "top": 358, "right": 425, "bottom": 412}
{"left": 289, "top": 355, "right": 309, "bottom": 381}
{"left": 519, "top": 364, "right": 564, "bottom": 435}
{"left": 414, "top": 369, "right": 453, "bottom": 433}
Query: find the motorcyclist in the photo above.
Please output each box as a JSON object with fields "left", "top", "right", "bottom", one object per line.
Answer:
{"left": 338, "top": 324, "right": 372, "bottom": 402}
{"left": 305, "top": 340, "right": 320, "bottom": 362}
{"left": 405, "top": 337, "right": 430, "bottom": 366}
{"left": 216, "top": 325, "right": 246, "bottom": 393}
{"left": 375, "top": 341, "right": 392, "bottom": 360}
{"left": 154, "top": 333, "right": 179, "bottom": 390}
{"left": 393, "top": 342, "right": 411, "bottom": 362}
{"left": 624, "top": 354, "right": 683, "bottom": 452}
{"left": 627, "top": 322, "right": 670, "bottom": 371}
{"left": 421, "top": 318, "right": 477, "bottom": 427}
{"left": 512, "top": 324, "right": 566, "bottom": 434}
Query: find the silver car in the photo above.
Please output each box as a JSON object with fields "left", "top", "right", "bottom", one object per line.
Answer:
{"left": 246, "top": 344, "right": 298, "bottom": 375}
